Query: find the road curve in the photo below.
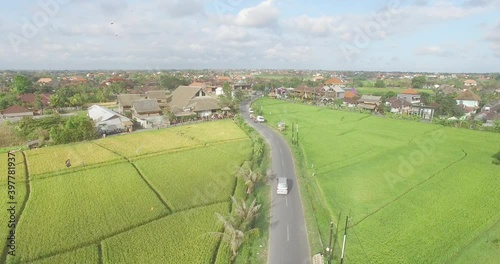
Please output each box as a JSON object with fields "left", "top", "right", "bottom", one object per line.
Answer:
{"left": 240, "top": 99, "right": 310, "bottom": 264}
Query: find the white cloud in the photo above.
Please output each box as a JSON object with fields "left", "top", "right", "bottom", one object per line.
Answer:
{"left": 215, "top": 25, "right": 248, "bottom": 41}
{"left": 483, "top": 22, "right": 500, "bottom": 56}
{"left": 265, "top": 44, "right": 310, "bottom": 61}
{"left": 288, "top": 15, "right": 342, "bottom": 36}
{"left": 415, "top": 46, "right": 455, "bottom": 57}
{"left": 99, "top": 0, "right": 129, "bottom": 14}
{"left": 157, "top": 0, "right": 205, "bottom": 18}
{"left": 231, "top": 0, "right": 279, "bottom": 27}
{"left": 462, "top": 0, "right": 497, "bottom": 7}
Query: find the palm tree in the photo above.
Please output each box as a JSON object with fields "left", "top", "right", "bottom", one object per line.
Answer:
{"left": 231, "top": 197, "right": 261, "bottom": 230}
{"left": 211, "top": 213, "right": 259, "bottom": 262}
{"left": 237, "top": 161, "right": 262, "bottom": 194}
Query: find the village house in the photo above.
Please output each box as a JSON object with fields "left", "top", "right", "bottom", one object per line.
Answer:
{"left": 292, "top": 84, "right": 323, "bottom": 100}
{"left": 87, "top": 105, "right": 133, "bottom": 134}
{"left": 324, "top": 78, "right": 345, "bottom": 88}
{"left": 323, "top": 86, "right": 345, "bottom": 99}
{"left": 132, "top": 99, "right": 162, "bottom": 118}
{"left": 36, "top": 78, "right": 53, "bottom": 86}
{"left": 342, "top": 90, "right": 360, "bottom": 107}
{"left": 455, "top": 90, "right": 481, "bottom": 114}
{"left": 117, "top": 94, "right": 143, "bottom": 114}
{"left": 1, "top": 105, "right": 33, "bottom": 119}
{"left": 233, "top": 80, "right": 252, "bottom": 91}
{"left": 463, "top": 79, "right": 477, "bottom": 87}
{"left": 169, "top": 86, "right": 221, "bottom": 117}
{"left": 397, "top": 88, "right": 421, "bottom": 104}
{"left": 131, "top": 99, "right": 166, "bottom": 128}
{"left": 357, "top": 95, "right": 382, "bottom": 111}
{"left": 475, "top": 101, "right": 500, "bottom": 127}
{"left": 19, "top": 93, "right": 51, "bottom": 113}
{"left": 386, "top": 97, "right": 412, "bottom": 114}
{"left": 145, "top": 90, "right": 170, "bottom": 108}
{"left": 189, "top": 82, "right": 216, "bottom": 93}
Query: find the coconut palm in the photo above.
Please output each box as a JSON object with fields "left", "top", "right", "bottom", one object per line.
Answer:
{"left": 237, "top": 161, "right": 262, "bottom": 194}
{"left": 211, "top": 213, "right": 259, "bottom": 262}
{"left": 231, "top": 197, "right": 261, "bottom": 230}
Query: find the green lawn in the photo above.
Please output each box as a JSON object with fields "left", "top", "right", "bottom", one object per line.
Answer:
{"left": 254, "top": 98, "right": 500, "bottom": 263}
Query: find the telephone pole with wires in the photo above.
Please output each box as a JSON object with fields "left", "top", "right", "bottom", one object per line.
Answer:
{"left": 340, "top": 216, "right": 349, "bottom": 264}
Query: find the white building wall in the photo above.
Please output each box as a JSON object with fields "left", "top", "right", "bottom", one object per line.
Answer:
{"left": 456, "top": 100, "right": 478, "bottom": 108}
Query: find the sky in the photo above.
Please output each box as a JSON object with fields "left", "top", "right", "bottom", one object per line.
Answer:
{"left": 0, "top": 0, "right": 499, "bottom": 72}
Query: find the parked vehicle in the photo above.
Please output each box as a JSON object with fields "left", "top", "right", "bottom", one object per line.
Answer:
{"left": 256, "top": 116, "right": 265, "bottom": 123}
{"left": 277, "top": 177, "right": 288, "bottom": 194}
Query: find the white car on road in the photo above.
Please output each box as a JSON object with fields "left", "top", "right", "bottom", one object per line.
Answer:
{"left": 277, "top": 177, "right": 288, "bottom": 194}
{"left": 256, "top": 116, "right": 265, "bottom": 123}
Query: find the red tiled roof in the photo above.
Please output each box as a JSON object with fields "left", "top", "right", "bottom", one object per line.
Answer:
{"left": 190, "top": 82, "right": 204, "bottom": 87}
{"left": 344, "top": 91, "right": 357, "bottom": 99}
{"left": 19, "top": 93, "right": 50, "bottom": 106}
{"left": 401, "top": 88, "right": 419, "bottom": 95}
{"left": 2, "top": 105, "right": 32, "bottom": 114}
{"left": 36, "top": 78, "right": 52, "bottom": 84}
{"left": 324, "top": 78, "right": 343, "bottom": 85}
{"left": 217, "top": 76, "right": 231, "bottom": 81}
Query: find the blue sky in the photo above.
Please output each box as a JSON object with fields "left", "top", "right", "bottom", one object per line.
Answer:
{"left": 0, "top": 0, "right": 499, "bottom": 72}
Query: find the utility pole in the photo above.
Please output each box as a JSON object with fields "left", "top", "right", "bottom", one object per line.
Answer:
{"left": 327, "top": 221, "right": 334, "bottom": 264}
{"left": 340, "top": 216, "right": 349, "bottom": 264}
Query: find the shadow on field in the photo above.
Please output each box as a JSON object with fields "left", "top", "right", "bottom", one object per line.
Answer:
{"left": 492, "top": 151, "right": 500, "bottom": 164}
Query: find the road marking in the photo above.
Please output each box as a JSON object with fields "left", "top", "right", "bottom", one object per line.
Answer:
{"left": 281, "top": 159, "right": 285, "bottom": 167}
{"left": 287, "top": 225, "right": 290, "bottom": 241}
{"left": 280, "top": 148, "right": 283, "bottom": 155}
{"left": 286, "top": 196, "right": 288, "bottom": 207}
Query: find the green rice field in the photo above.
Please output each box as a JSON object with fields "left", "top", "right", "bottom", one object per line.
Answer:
{"left": 1, "top": 120, "right": 251, "bottom": 264}
{"left": 253, "top": 98, "right": 500, "bottom": 263}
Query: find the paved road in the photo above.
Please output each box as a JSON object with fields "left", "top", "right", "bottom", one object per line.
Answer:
{"left": 240, "top": 99, "right": 310, "bottom": 264}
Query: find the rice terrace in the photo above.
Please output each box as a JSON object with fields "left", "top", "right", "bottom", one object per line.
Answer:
{"left": 252, "top": 98, "right": 500, "bottom": 263}
{"left": 0, "top": 120, "right": 254, "bottom": 263}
